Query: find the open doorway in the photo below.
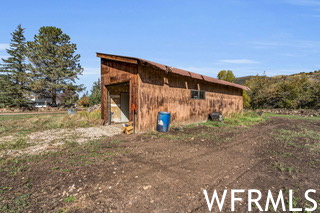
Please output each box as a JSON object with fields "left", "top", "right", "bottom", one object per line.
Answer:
{"left": 107, "top": 82, "right": 130, "bottom": 123}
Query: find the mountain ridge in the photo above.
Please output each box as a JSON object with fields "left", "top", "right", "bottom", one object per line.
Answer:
{"left": 234, "top": 70, "right": 320, "bottom": 85}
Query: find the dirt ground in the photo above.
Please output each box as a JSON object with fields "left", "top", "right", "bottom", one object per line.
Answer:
{"left": 0, "top": 125, "right": 122, "bottom": 158}
{"left": 1, "top": 116, "right": 320, "bottom": 212}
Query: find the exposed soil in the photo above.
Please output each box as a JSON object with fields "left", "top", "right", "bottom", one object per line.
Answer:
{"left": 0, "top": 117, "right": 320, "bottom": 212}
{"left": 0, "top": 125, "right": 122, "bottom": 157}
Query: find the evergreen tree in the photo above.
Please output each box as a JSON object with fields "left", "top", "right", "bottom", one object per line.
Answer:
{"left": 27, "top": 26, "right": 84, "bottom": 105}
{"left": 0, "top": 74, "right": 13, "bottom": 107}
{"left": 217, "top": 70, "right": 235, "bottom": 82}
{"left": 58, "top": 87, "right": 79, "bottom": 106}
{"left": 0, "top": 25, "right": 29, "bottom": 107}
{"left": 89, "top": 78, "right": 101, "bottom": 106}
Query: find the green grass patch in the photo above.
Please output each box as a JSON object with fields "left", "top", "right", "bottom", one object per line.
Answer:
{"left": 273, "top": 163, "right": 297, "bottom": 173}
{"left": 54, "top": 209, "right": 66, "bottom": 213}
{"left": 264, "top": 113, "right": 320, "bottom": 121}
{"left": 0, "top": 186, "right": 12, "bottom": 194}
{"left": 0, "top": 157, "right": 30, "bottom": 176}
{"left": 0, "top": 137, "right": 30, "bottom": 151}
{"left": 225, "top": 112, "right": 266, "bottom": 125}
{"left": 0, "top": 137, "right": 125, "bottom": 178}
{"left": 64, "top": 196, "right": 76, "bottom": 203}
{"left": 147, "top": 112, "right": 265, "bottom": 141}
{"left": 271, "top": 150, "right": 293, "bottom": 158}
{"left": 0, "top": 193, "right": 30, "bottom": 213}
{"left": 186, "top": 112, "right": 266, "bottom": 128}
{"left": 273, "top": 128, "right": 320, "bottom": 150}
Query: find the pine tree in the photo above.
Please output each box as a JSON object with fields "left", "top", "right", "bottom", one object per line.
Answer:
{"left": 0, "top": 25, "right": 29, "bottom": 107}
{"left": 27, "top": 26, "right": 84, "bottom": 105}
{"left": 89, "top": 78, "right": 101, "bottom": 106}
{"left": 57, "top": 86, "right": 79, "bottom": 106}
{"left": 0, "top": 74, "right": 13, "bottom": 107}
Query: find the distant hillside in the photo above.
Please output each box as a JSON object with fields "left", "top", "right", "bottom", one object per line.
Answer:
{"left": 241, "top": 70, "right": 320, "bottom": 109}
{"left": 234, "top": 76, "right": 256, "bottom": 85}
{"left": 235, "top": 70, "right": 320, "bottom": 85}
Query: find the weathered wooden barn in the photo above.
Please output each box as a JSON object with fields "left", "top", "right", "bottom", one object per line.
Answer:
{"left": 97, "top": 53, "right": 248, "bottom": 132}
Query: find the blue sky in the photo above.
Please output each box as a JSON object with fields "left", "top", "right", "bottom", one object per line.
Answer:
{"left": 1, "top": 0, "right": 320, "bottom": 93}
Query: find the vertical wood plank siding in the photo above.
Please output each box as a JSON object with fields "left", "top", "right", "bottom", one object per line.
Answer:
{"left": 101, "top": 58, "right": 243, "bottom": 132}
{"left": 137, "top": 63, "right": 243, "bottom": 132}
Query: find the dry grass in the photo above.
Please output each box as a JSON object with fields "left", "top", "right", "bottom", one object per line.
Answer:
{"left": 0, "top": 111, "right": 114, "bottom": 156}
{"left": 0, "top": 111, "right": 102, "bottom": 137}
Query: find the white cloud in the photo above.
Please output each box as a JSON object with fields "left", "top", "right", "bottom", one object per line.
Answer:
{"left": 82, "top": 67, "right": 100, "bottom": 75}
{"left": 0, "top": 43, "right": 9, "bottom": 50}
{"left": 219, "top": 59, "right": 260, "bottom": 64}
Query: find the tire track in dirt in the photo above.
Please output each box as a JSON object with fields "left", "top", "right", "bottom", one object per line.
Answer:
{"left": 89, "top": 118, "right": 287, "bottom": 212}
{"left": 189, "top": 117, "right": 319, "bottom": 212}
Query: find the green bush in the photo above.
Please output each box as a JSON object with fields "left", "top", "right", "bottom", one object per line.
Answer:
{"left": 245, "top": 72, "right": 320, "bottom": 109}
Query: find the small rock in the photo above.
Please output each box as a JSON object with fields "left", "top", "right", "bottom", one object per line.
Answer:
{"left": 143, "top": 185, "right": 152, "bottom": 190}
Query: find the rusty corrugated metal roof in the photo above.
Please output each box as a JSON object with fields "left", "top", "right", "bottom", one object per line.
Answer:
{"left": 97, "top": 53, "right": 249, "bottom": 90}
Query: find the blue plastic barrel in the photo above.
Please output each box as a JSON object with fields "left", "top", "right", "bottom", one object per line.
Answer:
{"left": 157, "top": 111, "right": 171, "bottom": 132}
{"left": 67, "top": 108, "right": 77, "bottom": 115}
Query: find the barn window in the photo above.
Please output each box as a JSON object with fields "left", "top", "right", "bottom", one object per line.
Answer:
{"left": 199, "top": 90, "right": 206, "bottom": 99}
{"left": 191, "top": 90, "right": 205, "bottom": 99}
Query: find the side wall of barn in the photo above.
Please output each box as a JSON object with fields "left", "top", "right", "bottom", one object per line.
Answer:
{"left": 137, "top": 63, "right": 243, "bottom": 132}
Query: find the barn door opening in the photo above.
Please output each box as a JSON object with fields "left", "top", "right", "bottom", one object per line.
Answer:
{"left": 107, "top": 82, "right": 130, "bottom": 123}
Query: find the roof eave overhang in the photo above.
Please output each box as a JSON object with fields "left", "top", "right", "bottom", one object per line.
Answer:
{"left": 97, "top": 52, "right": 250, "bottom": 91}
{"left": 97, "top": 53, "right": 138, "bottom": 64}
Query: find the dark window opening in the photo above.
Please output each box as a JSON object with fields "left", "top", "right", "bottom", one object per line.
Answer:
{"left": 191, "top": 90, "right": 199, "bottom": 99}
{"left": 191, "top": 90, "right": 205, "bottom": 99}
{"left": 199, "top": 90, "right": 205, "bottom": 99}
